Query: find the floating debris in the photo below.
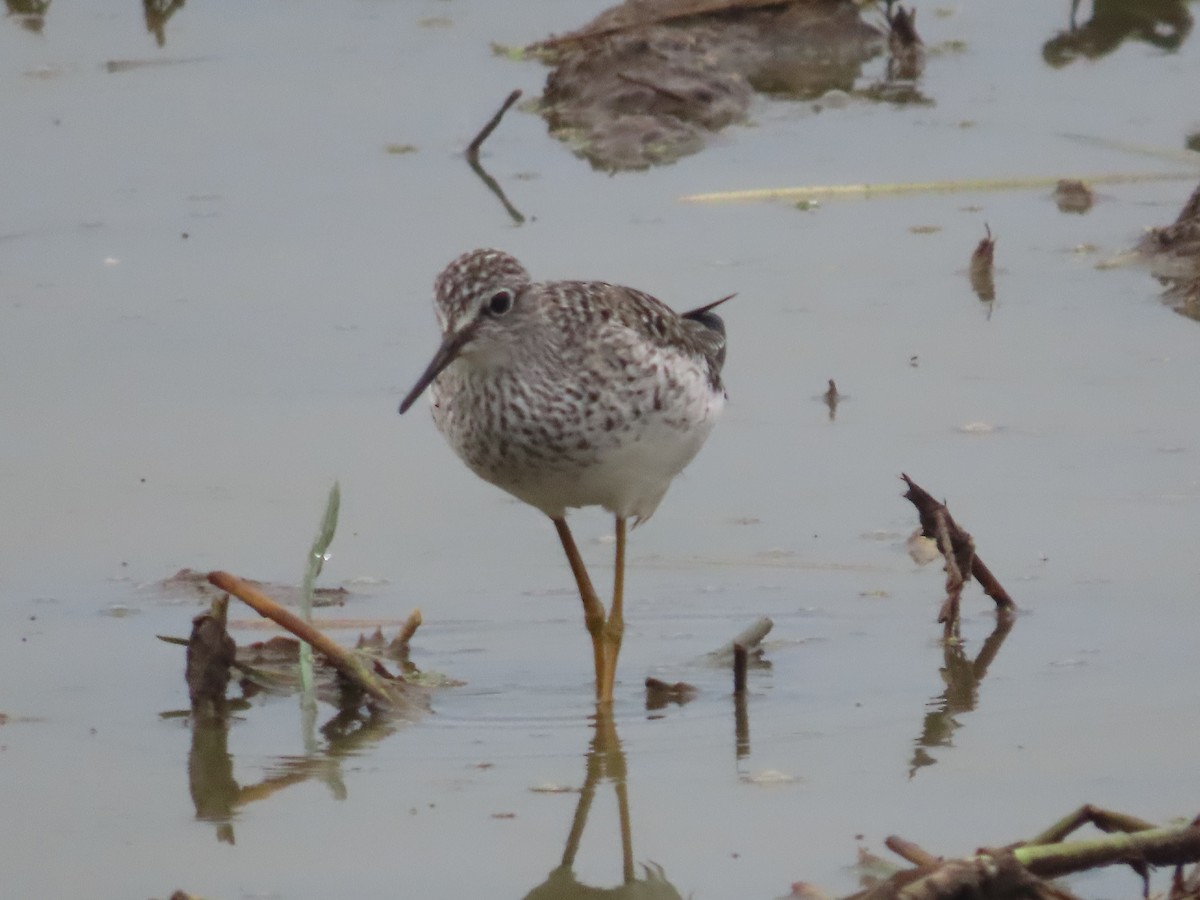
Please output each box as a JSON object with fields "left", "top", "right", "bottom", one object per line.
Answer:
{"left": 957, "top": 421, "right": 996, "bottom": 434}
{"left": 822, "top": 379, "right": 842, "bottom": 420}
{"left": 740, "top": 769, "right": 801, "bottom": 785}
{"left": 969, "top": 223, "right": 997, "bottom": 303}
{"left": 529, "top": 783, "right": 579, "bottom": 794}
{"left": 1054, "top": 178, "right": 1094, "bottom": 214}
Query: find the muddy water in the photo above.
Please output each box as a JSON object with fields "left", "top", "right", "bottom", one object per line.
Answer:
{"left": 2, "top": 1, "right": 1200, "bottom": 898}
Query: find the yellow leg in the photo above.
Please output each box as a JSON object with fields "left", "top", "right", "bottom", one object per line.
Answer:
{"left": 597, "top": 516, "right": 627, "bottom": 705}
{"left": 553, "top": 517, "right": 607, "bottom": 702}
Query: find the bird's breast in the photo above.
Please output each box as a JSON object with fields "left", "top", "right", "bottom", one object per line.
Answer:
{"left": 429, "top": 347, "right": 722, "bottom": 519}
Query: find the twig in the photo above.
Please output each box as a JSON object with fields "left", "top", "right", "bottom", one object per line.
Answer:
{"left": 1016, "top": 824, "right": 1200, "bottom": 879}
{"left": 396, "top": 608, "right": 423, "bottom": 646}
{"left": 897, "top": 854, "right": 1078, "bottom": 900}
{"left": 733, "top": 644, "right": 748, "bottom": 695}
{"left": 965, "top": 556, "right": 1014, "bottom": 613}
{"left": 465, "top": 89, "right": 526, "bottom": 225}
{"left": 680, "top": 171, "right": 1198, "bottom": 204}
{"left": 932, "top": 506, "right": 968, "bottom": 637}
{"left": 851, "top": 811, "right": 1200, "bottom": 900}
{"left": 1028, "top": 805, "right": 1161, "bottom": 847}
{"left": 885, "top": 3, "right": 922, "bottom": 47}
{"left": 208, "top": 570, "right": 402, "bottom": 707}
{"left": 885, "top": 835, "right": 942, "bottom": 869}
{"left": 466, "top": 89, "right": 522, "bottom": 165}
{"left": 901, "top": 475, "right": 1015, "bottom": 624}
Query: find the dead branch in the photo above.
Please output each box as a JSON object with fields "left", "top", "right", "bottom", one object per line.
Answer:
{"left": 885, "top": 836, "right": 942, "bottom": 869}
{"left": 851, "top": 813, "right": 1200, "bottom": 900}
{"left": 932, "top": 506, "right": 968, "bottom": 636}
{"left": 395, "top": 607, "right": 423, "bottom": 645}
{"left": 900, "top": 475, "right": 1016, "bottom": 634}
{"left": 207, "top": 570, "right": 407, "bottom": 708}
{"left": 1016, "top": 823, "right": 1200, "bottom": 880}
{"left": 1028, "top": 805, "right": 1159, "bottom": 847}
{"left": 466, "top": 88, "right": 523, "bottom": 164}
{"left": 885, "top": 2, "right": 922, "bottom": 48}
{"left": 898, "top": 853, "right": 1079, "bottom": 900}
{"left": 464, "top": 90, "right": 526, "bottom": 225}
{"left": 733, "top": 644, "right": 748, "bottom": 694}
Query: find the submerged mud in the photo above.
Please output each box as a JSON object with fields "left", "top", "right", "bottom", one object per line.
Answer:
{"left": 532, "top": 0, "right": 896, "bottom": 170}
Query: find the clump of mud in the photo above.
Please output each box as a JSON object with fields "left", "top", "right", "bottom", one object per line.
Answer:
{"left": 531, "top": 0, "right": 898, "bottom": 171}
{"left": 1136, "top": 180, "right": 1200, "bottom": 320}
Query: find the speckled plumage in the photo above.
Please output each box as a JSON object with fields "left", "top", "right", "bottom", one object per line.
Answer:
{"left": 398, "top": 248, "right": 730, "bottom": 703}
{"left": 401, "top": 249, "right": 727, "bottom": 524}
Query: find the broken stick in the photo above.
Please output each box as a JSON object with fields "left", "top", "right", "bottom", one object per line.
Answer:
{"left": 207, "top": 570, "right": 404, "bottom": 708}
{"left": 466, "top": 88, "right": 522, "bottom": 165}
{"left": 900, "top": 475, "right": 1016, "bottom": 633}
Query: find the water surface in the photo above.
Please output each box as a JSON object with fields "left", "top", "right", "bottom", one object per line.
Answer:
{"left": 2, "top": 2, "right": 1199, "bottom": 897}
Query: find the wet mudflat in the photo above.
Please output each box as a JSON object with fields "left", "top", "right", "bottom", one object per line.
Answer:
{"left": 2, "top": 1, "right": 1200, "bottom": 898}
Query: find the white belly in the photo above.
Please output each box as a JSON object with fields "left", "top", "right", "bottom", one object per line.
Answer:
{"left": 509, "top": 392, "right": 723, "bottom": 522}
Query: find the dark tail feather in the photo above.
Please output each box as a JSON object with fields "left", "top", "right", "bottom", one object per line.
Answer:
{"left": 682, "top": 293, "right": 733, "bottom": 373}
{"left": 682, "top": 292, "right": 735, "bottom": 336}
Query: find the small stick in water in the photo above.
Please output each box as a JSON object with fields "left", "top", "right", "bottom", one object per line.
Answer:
{"left": 733, "top": 643, "right": 748, "bottom": 695}
{"left": 466, "top": 89, "right": 522, "bottom": 165}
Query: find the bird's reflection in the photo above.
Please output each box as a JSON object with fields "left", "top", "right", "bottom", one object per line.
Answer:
{"left": 1043, "top": 0, "right": 1194, "bottom": 67}
{"left": 522, "top": 709, "right": 682, "bottom": 900}
{"left": 908, "top": 613, "right": 1014, "bottom": 778}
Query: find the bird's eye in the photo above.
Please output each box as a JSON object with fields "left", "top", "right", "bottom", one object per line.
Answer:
{"left": 487, "top": 289, "right": 513, "bottom": 316}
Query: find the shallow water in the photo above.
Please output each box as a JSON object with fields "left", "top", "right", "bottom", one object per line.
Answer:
{"left": 2, "top": 2, "right": 1200, "bottom": 898}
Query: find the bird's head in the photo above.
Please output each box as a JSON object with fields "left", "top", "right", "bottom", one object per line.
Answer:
{"left": 399, "top": 249, "right": 532, "bottom": 414}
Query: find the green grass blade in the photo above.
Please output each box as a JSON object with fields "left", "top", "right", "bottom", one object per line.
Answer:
{"left": 299, "top": 482, "right": 341, "bottom": 704}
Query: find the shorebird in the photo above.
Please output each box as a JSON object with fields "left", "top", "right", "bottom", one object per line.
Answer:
{"left": 399, "top": 249, "right": 728, "bottom": 704}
